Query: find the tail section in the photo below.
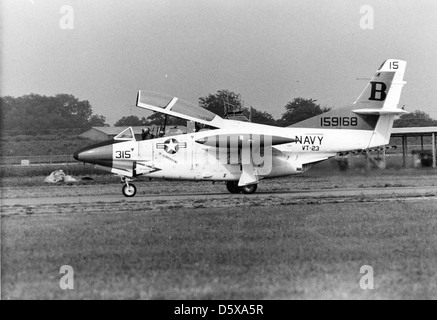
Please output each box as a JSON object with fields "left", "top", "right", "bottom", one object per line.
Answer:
{"left": 290, "top": 59, "right": 407, "bottom": 147}
{"left": 353, "top": 59, "right": 407, "bottom": 112}
{"left": 353, "top": 59, "right": 407, "bottom": 147}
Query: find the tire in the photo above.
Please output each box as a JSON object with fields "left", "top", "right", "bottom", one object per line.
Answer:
{"left": 226, "top": 181, "right": 241, "bottom": 194}
{"left": 240, "top": 184, "right": 258, "bottom": 194}
{"left": 122, "top": 184, "right": 137, "bottom": 197}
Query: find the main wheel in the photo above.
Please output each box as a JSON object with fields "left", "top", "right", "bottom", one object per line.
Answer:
{"left": 226, "top": 181, "right": 241, "bottom": 194}
{"left": 122, "top": 184, "right": 137, "bottom": 197}
{"left": 240, "top": 184, "right": 258, "bottom": 194}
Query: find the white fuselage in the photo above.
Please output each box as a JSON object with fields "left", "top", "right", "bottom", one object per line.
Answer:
{"left": 110, "top": 120, "right": 375, "bottom": 181}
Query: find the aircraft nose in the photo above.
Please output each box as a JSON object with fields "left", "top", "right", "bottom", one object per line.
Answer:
{"left": 73, "top": 142, "right": 113, "bottom": 166}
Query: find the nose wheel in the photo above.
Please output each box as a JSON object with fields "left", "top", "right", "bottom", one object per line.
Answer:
{"left": 122, "top": 184, "right": 137, "bottom": 197}
{"left": 121, "top": 177, "right": 137, "bottom": 197}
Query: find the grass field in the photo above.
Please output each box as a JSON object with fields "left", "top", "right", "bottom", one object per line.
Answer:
{"left": 2, "top": 165, "right": 437, "bottom": 300}
{"left": 2, "top": 199, "right": 436, "bottom": 300}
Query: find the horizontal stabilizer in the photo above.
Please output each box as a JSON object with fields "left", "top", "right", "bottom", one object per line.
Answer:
{"left": 353, "top": 109, "right": 408, "bottom": 116}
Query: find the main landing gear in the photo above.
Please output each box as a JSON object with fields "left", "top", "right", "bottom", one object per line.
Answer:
{"left": 119, "top": 178, "right": 257, "bottom": 197}
{"left": 121, "top": 177, "right": 137, "bottom": 197}
{"left": 226, "top": 181, "right": 258, "bottom": 194}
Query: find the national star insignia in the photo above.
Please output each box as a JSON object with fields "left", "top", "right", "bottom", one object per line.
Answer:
{"left": 156, "top": 138, "right": 187, "bottom": 154}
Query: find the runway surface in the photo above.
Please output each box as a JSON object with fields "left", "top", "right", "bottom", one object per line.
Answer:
{"left": 3, "top": 185, "right": 437, "bottom": 214}
{"left": 3, "top": 179, "right": 437, "bottom": 299}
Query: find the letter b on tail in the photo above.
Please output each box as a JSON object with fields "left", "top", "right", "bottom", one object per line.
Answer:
{"left": 369, "top": 82, "right": 387, "bottom": 101}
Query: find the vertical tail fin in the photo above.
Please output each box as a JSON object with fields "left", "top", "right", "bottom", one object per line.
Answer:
{"left": 352, "top": 59, "right": 408, "bottom": 147}
{"left": 353, "top": 59, "right": 407, "bottom": 112}
{"left": 290, "top": 59, "right": 407, "bottom": 147}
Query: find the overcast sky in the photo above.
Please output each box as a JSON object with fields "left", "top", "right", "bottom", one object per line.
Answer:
{"left": 2, "top": 0, "right": 436, "bottom": 125}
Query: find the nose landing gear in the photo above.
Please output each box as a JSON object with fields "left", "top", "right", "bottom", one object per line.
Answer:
{"left": 121, "top": 177, "right": 137, "bottom": 197}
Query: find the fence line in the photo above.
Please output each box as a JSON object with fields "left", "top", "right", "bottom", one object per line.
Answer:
{"left": 1, "top": 128, "right": 87, "bottom": 136}
{"left": 0, "top": 155, "right": 75, "bottom": 166}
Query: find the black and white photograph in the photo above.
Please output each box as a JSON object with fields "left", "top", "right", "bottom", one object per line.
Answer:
{"left": 1, "top": 0, "right": 436, "bottom": 303}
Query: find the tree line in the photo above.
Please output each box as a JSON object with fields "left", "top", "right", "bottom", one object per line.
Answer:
{"left": 0, "top": 94, "right": 106, "bottom": 133}
{"left": 1, "top": 91, "right": 436, "bottom": 133}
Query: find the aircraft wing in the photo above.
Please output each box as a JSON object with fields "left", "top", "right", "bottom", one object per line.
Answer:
{"left": 195, "top": 132, "right": 296, "bottom": 187}
{"left": 136, "top": 91, "right": 225, "bottom": 128}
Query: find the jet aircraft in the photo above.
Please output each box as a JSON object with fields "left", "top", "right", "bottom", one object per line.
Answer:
{"left": 74, "top": 59, "right": 407, "bottom": 197}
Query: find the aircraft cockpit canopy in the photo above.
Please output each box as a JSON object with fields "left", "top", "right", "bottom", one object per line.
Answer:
{"left": 137, "top": 91, "right": 220, "bottom": 123}
{"left": 114, "top": 127, "right": 135, "bottom": 141}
